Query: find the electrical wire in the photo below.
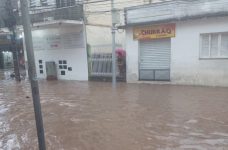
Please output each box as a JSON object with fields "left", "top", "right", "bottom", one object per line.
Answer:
{"left": 28, "top": 0, "right": 146, "bottom": 16}
{"left": 3, "top": 0, "right": 228, "bottom": 20}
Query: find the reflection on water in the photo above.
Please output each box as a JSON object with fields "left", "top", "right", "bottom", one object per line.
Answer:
{"left": 0, "top": 72, "right": 228, "bottom": 149}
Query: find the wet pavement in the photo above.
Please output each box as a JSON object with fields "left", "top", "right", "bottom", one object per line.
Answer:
{"left": 1, "top": 73, "right": 228, "bottom": 149}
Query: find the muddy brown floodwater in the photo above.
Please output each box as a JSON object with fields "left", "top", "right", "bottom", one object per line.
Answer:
{"left": 1, "top": 73, "right": 228, "bottom": 149}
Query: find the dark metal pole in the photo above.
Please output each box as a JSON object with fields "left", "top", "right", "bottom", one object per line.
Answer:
{"left": 19, "top": 0, "right": 46, "bottom": 149}
{"left": 111, "top": 0, "right": 116, "bottom": 88}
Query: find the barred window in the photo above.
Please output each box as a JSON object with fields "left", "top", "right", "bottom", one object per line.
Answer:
{"left": 29, "top": 0, "right": 37, "bottom": 8}
{"left": 200, "top": 33, "right": 228, "bottom": 58}
{"left": 29, "top": 0, "right": 48, "bottom": 7}
{"left": 40, "top": 0, "right": 48, "bottom": 6}
{"left": 56, "top": 0, "right": 76, "bottom": 8}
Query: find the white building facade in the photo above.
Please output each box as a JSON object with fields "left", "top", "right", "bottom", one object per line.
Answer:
{"left": 124, "top": 0, "right": 228, "bottom": 86}
{"left": 30, "top": 21, "right": 88, "bottom": 81}
{"left": 22, "top": 0, "right": 88, "bottom": 81}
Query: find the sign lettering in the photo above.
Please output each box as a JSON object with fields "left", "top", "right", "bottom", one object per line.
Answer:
{"left": 133, "top": 23, "right": 176, "bottom": 40}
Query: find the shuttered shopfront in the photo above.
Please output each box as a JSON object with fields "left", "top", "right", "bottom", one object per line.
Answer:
{"left": 139, "top": 38, "right": 171, "bottom": 81}
{"left": 134, "top": 24, "right": 175, "bottom": 81}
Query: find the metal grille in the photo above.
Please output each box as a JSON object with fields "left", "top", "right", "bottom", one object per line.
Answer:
{"left": 40, "top": 0, "right": 48, "bottom": 6}
{"left": 90, "top": 53, "right": 119, "bottom": 77}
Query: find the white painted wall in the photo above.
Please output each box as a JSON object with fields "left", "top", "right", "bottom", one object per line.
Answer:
{"left": 25, "top": 24, "right": 88, "bottom": 81}
{"left": 125, "top": 27, "right": 139, "bottom": 82}
{"left": 125, "top": 16, "right": 228, "bottom": 86}
{"left": 171, "top": 16, "right": 228, "bottom": 86}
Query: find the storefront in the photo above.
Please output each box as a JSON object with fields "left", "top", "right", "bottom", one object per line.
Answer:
{"left": 0, "top": 35, "right": 13, "bottom": 69}
{"left": 124, "top": 0, "right": 228, "bottom": 86}
{"left": 0, "top": 33, "right": 23, "bottom": 70}
{"left": 134, "top": 24, "right": 175, "bottom": 81}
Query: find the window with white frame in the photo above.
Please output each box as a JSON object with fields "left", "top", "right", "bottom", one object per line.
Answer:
{"left": 200, "top": 33, "right": 228, "bottom": 58}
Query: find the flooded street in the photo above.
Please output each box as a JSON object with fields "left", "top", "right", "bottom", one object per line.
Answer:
{"left": 1, "top": 74, "right": 228, "bottom": 149}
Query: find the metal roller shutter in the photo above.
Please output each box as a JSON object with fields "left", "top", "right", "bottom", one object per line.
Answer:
{"left": 139, "top": 38, "right": 171, "bottom": 81}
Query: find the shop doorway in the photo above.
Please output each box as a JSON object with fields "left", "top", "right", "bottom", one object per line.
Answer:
{"left": 139, "top": 38, "right": 171, "bottom": 81}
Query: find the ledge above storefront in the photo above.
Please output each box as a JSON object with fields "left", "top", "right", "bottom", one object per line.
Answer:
{"left": 17, "top": 20, "right": 83, "bottom": 32}
{"left": 124, "top": 0, "right": 228, "bottom": 26}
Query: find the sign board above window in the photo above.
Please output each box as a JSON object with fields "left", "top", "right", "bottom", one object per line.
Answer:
{"left": 133, "top": 24, "right": 176, "bottom": 40}
{"left": 32, "top": 31, "right": 84, "bottom": 51}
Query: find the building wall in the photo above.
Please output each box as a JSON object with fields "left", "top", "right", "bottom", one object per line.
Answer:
{"left": 85, "top": 0, "right": 166, "bottom": 49}
{"left": 25, "top": 25, "right": 88, "bottom": 81}
{"left": 126, "top": 16, "right": 228, "bottom": 86}
{"left": 125, "top": 27, "right": 139, "bottom": 82}
{"left": 171, "top": 16, "right": 228, "bottom": 86}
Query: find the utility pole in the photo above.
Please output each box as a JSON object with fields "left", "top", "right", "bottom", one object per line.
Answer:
{"left": 19, "top": 0, "right": 46, "bottom": 150}
{"left": 111, "top": 0, "right": 116, "bottom": 88}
